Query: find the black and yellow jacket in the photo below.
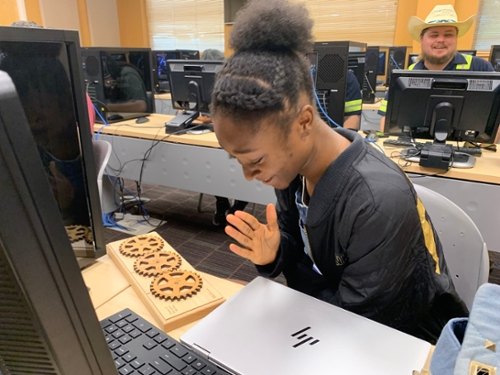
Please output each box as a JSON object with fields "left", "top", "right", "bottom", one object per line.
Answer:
{"left": 257, "top": 128, "right": 468, "bottom": 344}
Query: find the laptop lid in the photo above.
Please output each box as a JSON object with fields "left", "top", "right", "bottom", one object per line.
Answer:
{"left": 181, "top": 277, "right": 431, "bottom": 375}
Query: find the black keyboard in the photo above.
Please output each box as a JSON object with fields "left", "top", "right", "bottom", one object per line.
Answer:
{"left": 383, "top": 139, "right": 482, "bottom": 156}
{"left": 100, "top": 308, "right": 228, "bottom": 375}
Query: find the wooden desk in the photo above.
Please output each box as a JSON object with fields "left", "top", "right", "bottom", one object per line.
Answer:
{"left": 95, "top": 114, "right": 276, "bottom": 205}
{"left": 376, "top": 85, "right": 388, "bottom": 92}
{"left": 371, "top": 137, "right": 500, "bottom": 252}
{"left": 362, "top": 101, "right": 382, "bottom": 111}
{"left": 86, "top": 254, "right": 244, "bottom": 340}
{"left": 83, "top": 253, "right": 433, "bottom": 372}
{"left": 155, "top": 93, "right": 172, "bottom": 100}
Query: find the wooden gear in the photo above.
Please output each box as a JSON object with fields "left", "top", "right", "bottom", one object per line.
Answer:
{"left": 150, "top": 270, "right": 203, "bottom": 300}
{"left": 119, "top": 235, "right": 164, "bottom": 257}
{"left": 133, "top": 251, "right": 182, "bottom": 277}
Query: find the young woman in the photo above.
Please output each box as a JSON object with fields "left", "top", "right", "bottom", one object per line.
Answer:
{"left": 210, "top": 0, "right": 468, "bottom": 343}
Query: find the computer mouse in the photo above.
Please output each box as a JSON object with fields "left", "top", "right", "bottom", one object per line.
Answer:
{"left": 107, "top": 114, "right": 124, "bottom": 121}
{"left": 135, "top": 116, "right": 149, "bottom": 124}
{"left": 366, "top": 132, "right": 379, "bottom": 142}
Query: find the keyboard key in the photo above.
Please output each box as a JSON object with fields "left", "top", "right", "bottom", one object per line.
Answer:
{"left": 143, "top": 340, "right": 158, "bottom": 350}
{"left": 147, "top": 328, "right": 161, "bottom": 338}
{"left": 182, "top": 368, "right": 198, "bottom": 375}
{"left": 105, "top": 335, "right": 115, "bottom": 344}
{"left": 200, "top": 366, "right": 218, "bottom": 374}
{"left": 139, "top": 365, "right": 157, "bottom": 375}
{"left": 119, "top": 335, "right": 133, "bottom": 345}
{"left": 112, "top": 330, "right": 125, "bottom": 339}
{"left": 123, "top": 353, "right": 137, "bottom": 363}
{"left": 160, "top": 352, "right": 187, "bottom": 371}
{"left": 109, "top": 310, "right": 132, "bottom": 323}
{"left": 114, "top": 347, "right": 129, "bottom": 357}
{"left": 114, "top": 358, "right": 126, "bottom": 369}
{"left": 106, "top": 325, "right": 119, "bottom": 334}
{"left": 155, "top": 334, "right": 168, "bottom": 344}
{"left": 116, "top": 320, "right": 129, "bottom": 328}
{"left": 170, "top": 346, "right": 188, "bottom": 358}
{"left": 100, "top": 319, "right": 112, "bottom": 329}
{"left": 122, "top": 324, "right": 135, "bottom": 333}
{"left": 134, "top": 321, "right": 152, "bottom": 333}
{"left": 109, "top": 341, "right": 122, "bottom": 350}
{"left": 150, "top": 359, "right": 174, "bottom": 374}
{"left": 131, "top": 359, "right": 146, "bottom": 370}
{"left": 129, "top": 329, "right": 143, "bottom": 338}
{"left": 182, "top": 354, "right": 196, "bottom": 364}
{"left": 161, "top": 338, "right": 176, "bottom": 350}
{"left": 126, "top": 315, "right": 139, "bottom": 324}
{"left": 192, "top": 361, "right": 206, "bottom": 371}
{"left": 119, "top": 364, "right": 135, "bottom": 375}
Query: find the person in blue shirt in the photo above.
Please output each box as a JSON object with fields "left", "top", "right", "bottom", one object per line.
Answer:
{"left": 378, "top": 5, "right": 494, "bottom": 132}
{"left": 343, "top": 70, "right": 362, "bottom": 130}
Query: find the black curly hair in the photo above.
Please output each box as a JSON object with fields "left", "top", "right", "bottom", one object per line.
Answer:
{"left": 211, "top": 0, "right": 315, "bottom": 135}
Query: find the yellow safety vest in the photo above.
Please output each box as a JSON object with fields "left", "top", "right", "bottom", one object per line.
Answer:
{"left": 408, "top": 53, "right": 473, "bottom": 71}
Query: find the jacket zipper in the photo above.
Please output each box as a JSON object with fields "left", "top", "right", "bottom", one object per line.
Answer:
{"left": 303, "top": 225, "right": 316, "bottom": 266}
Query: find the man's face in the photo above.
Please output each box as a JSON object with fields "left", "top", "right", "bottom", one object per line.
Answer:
{"left": 420, "top": 26, "right": 458, "bottom": 67}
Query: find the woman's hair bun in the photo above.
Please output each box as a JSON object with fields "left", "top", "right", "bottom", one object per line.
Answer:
{"left": 229, "top": 0, "right": 314, "bottom": 55}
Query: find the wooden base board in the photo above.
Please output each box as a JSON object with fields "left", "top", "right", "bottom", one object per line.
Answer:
{"left": 107, "top": 232, "right": 225, "bottom": 332}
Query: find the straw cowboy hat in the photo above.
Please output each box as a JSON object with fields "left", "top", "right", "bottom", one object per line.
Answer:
{"left": 408, "top": 4, "right": 476, "bottom": 41}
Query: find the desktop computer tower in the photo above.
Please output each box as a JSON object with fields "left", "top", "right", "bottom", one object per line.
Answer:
{"left": 312, "top": 41, "right": 352, "bottom": 127}
{"left": 363, "top": 46, "right": 379, "bottom": 103}
{"left": 386, "top": 46, "right": 407, "bottom": 86}
{"left": 81, "top": 48, "right": 107, "bottom": 120}
{"left": 489, "top": 45, "right": 500, "bottom": 72}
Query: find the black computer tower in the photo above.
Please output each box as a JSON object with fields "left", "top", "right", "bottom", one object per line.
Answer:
{"left": 363, "top": 46, "right": 379, "bottom": 103}
{"left": 386, "top": 46, "right": 407, "bottom": 86}
{"left": 81, "top": 48, "right": 107, "bottom": 120}
{"left": 489, "top": 45, "right": 500, "bottom": 72}
{"left": 312, "top": 41, "right": 351, "bottom": 127}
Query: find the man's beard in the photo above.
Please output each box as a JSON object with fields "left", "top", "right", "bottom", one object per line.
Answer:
{"left": 422, "top": 47, "right": 456, "bottom": 66}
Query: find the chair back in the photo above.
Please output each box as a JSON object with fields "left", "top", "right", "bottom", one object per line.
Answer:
{"left": 92, "top": 140, "right": 112, "bottom": 212}
{"left": 414, "top": 184, "right": 489, "bottom": 310}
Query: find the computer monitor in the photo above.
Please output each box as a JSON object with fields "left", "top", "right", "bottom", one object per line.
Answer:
{"left": 377, "top": 51, "right": 386, "bottom": 75}
{"left": 0, "top": 26, "right": 105, "bottom": 264}
{"left": 81, "top": 47, "right": 155, "bottom": 123}
{"left": 458, "top": 50, "right": 477, "bottom": 56}
{"left": 489, "top": 45, "right": 500, "bottom": 73}
{"left": 0, "top": 70, "right": 117, "bottom": 375}
{"left": 153, "top": 50, "right": 200, "bottom": 93}
{"left": 385, "top": 70, "right": 500, "bottom": 170}
{"left": 165, "top": 59, "right": 223, "bottom": 133}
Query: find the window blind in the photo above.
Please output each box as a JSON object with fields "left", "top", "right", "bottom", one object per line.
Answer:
{"left": 146, "top": 0, "right": 224, "bottom": 52}
{"left": 473, "top": 0, "right": 500, "bottom": 51}
{"left": 294, "top": 0, "right": 398, "bottom": 46}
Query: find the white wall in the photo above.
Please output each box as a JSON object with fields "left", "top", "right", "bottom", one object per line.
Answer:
{"left": 38, "top": 0, "right": 80, "bottom": 31}
{"left": 86, "top": 0, "right": 120, "bottom": 47}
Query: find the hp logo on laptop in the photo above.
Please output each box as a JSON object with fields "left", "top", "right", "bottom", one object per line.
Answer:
{"left": 291, "top": 327, "right": 321, "bottom": 348}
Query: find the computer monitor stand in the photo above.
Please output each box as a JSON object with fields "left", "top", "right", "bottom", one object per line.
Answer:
{"left": 400, "top": 146, "right": 476, "bottom": 169}
{"left": 165, "top": 110, "right": 199, "bottom": 134}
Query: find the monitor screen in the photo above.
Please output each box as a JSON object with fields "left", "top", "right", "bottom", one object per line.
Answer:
{"left": 156, "top": 52, "right": 178, "bottom": 80}
{"left": 377, "top": 51, "right": 386, "bottom": 75}
{"left": 168, "top": 59, "right": 223, "bottom": 115}
{"left": 490, "top": 46, "right": 500, "bottom": 73}
{"left": 81, "top": 47, "right": 154, "bottom": 122}
{"left": 0, "top": 26, "right": 105, "bottom": 261}
{"left": 385, "top": 70, "right": 500, "bottom": 143}
{"left": 0, "top": 70, "right": 117, "bottom": 375}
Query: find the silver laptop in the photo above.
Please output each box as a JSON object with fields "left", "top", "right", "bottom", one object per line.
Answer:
{"left": 181, "top": 277, "right": 431, "bottom": 375}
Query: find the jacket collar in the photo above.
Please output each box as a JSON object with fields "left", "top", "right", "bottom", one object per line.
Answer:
{"left": 305, "top": 128, "right": 365, "bottom": 226}
{"left": 415, "top": 52, "right": 467, "bottom": 70}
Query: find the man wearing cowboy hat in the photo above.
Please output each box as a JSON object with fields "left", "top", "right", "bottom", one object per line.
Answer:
{"left": 378, "top": 4, "right": 494, "bottom": 130}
